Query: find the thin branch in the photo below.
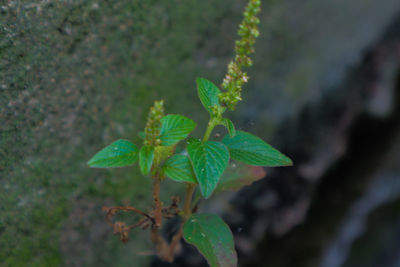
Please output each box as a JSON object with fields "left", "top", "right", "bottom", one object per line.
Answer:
{"left": 183, "top": 184, "right": 196, "bottom": 219}
{"left": 103, "top": 206, "right": 152, "bottom": 226}
{"left": 164, "top": 183, "right": 196, "bottom": 260}
{"left": 153, "top": 176, "right": 163, "bottom": 228}
{"left": 151, "top": 226, "right": 171, "bottom": 262}
{"left": 167, "top": 227, "right": 183, "bottom": 260}
{"left": 128, "top": 217, "right": 150, "bottom": 230}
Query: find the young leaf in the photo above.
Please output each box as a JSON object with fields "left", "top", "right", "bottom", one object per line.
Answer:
{"left": 88, "top": 139, "right": 138, "bottom": 168}
{"left": 222, "top": 131, "right": 292, "bottom": 166}
{"left": 160, "top": 114, "right": 196, "bottom": 146}
{"left": 216, "top": 162, "right": 266, "bottom": 192}
{"left": 139, "top": 146, "right": 155, "bottom": 175}
{"left": 163, "top": 154, "right": 197, "bottom": 184}
{"left": 221, "top": 118, "right": 236, "bottom": 137}
{"left": 196, "top": 78, "right": 221, "bottom": 115}
{"left": 183, "top": 213, "right": 237, "bottom": 267}
{"left": 187, "top": 138, "right": 229, "bottom": 198}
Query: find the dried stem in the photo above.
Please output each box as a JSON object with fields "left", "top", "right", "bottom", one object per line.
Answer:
{"left": 165, "top": 182, "right": 197, "bottom": 259}
{"left": 151, "top": 226, "right": 170, "bottom": 261}
{"left": 103, "top": 206, "right": 153, "bottom": 243}
{"left": 104, "top": 206, "right": 152, "bottom": 226}
{"left": 150, "top": 174, "right": 172, "bottom": 261}
{"left": 167, "top": 227, "right": 183, "bottom": 260}
{"left": 153, "top": 176, "right": 163, "bottom": 228}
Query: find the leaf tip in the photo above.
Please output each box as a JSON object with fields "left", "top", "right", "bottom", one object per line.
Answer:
{"left": 201, "top": 190, "right": 212, "bottom": 199}
{"left": 282, "top": 155, "right": 293, "bottom": 166}
{"left": 87, "top": 157, "right": 98, "bottom": 168}
{"left": 195, "top": 77, "right": 204, "bottom": 84}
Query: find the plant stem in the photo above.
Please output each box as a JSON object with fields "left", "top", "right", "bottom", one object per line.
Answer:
{"left": 151, "top": 226, "right": 170, "bottom": 261}
{"left": 153, "top": 176, "right": 162, "bottom": 228}
{"left": 183, "top": 183, "right": 196, "bottom": 219}
{"left": 166, "top": 119, "right": 218, "bottom": 259}
{"left": 167, "top": 227, "right": 182, "bottom": 261}
{"left": 202, "top": 118, "right": 217, "bottom": 142}
{"left": 183, "top": 119, "right": 217, "bottom": 217}
{"left": 151, "top": 175, "right": 172, "bottom": 261}
{"left": 166, "top": 183, "right": 196, "bottom": 259}
{"left": 182, "top": 119, "right": 217, "bottom": 218}
{"left": 104, "top": 206, "right": 151, "bottom": 226}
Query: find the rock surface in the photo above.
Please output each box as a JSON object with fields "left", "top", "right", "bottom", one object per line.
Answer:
{"left": 2, "top": 0, "right": 400, "bottom": 266}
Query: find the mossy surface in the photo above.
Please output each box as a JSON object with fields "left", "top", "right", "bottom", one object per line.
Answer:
{"left": 2, "top": 0, "right": 400, "bottom": 266}
{"left": 1, "top": 1, "right": 236, "bottom": 265}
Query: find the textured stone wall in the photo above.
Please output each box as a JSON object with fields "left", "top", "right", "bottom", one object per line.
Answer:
{"left": 2, "top": 0, "right": 400, "bottom": 266}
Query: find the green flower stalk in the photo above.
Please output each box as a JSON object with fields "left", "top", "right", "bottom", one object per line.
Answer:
{"left": 143, "top": 100, "right": 164, "bottom": 147}
{"left": 219, "top": 0, "right": 261, "bottom": 110}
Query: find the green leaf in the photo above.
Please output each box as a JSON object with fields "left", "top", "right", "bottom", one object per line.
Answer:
{"left": 163, "top": 154, "right": 197, "bottom": 184}
{"left": 88, "top": 139, "right": 139, "bottom": 168}
{"left": 183, "top": 213, "right": 237, "bottom": 267}
{"left": 196, "top": 78, "right": 221, "bottom": 115}
{"left": 160, "top": 114, "right": 196, "bottom": 146}
{"left": 221, "top": 118, "right": 236, "bottom": 137}
{"left": 217, "top": 162, "right": 266, "bottom": 192}
{"left": 187, "top": 139, "right": 229, "bottom": 198}
{"left": 139, "top": 146, "right": 155, "bottom": 175}
{"left": 222, "top": 131, "right": 292, "bottom": 166}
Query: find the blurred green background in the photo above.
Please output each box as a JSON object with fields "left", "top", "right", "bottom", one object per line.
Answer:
{"left": 2, "top": 0, "right": 400, "bottom": 266}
